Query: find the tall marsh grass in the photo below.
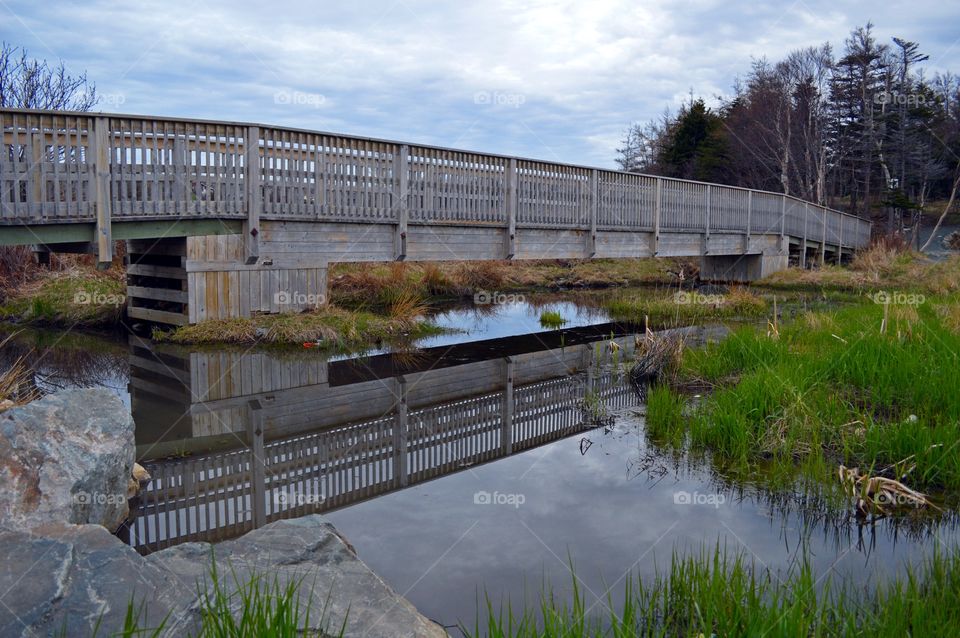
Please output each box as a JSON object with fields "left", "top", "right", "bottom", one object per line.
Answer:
{"left": 469, "top": 546, "right": 960, "bottom": 637}
{"left": 647, "top": 299, "right": 960, "bottom": 491}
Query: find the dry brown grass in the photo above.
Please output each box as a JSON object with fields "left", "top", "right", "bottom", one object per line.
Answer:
{"left": 328, "top": 257, "right": 692, "bottom": 308}
{"left": 0, "top": 333, "right": 40, "bottom": 409}
{"left": 451, "top": 260, "right": 510, "bottom": 290}
{"left": 762, "top": 239, "right": 960, "bottom": 296}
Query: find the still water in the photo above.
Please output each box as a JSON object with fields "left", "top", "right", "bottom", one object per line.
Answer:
{"left": 2, "top": 297, "right": 956, "bottom": 634}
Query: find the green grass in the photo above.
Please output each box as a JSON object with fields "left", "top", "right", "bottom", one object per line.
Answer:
{"left": 104, "top": 558, "right": 345, "bottom": 637}
{"left": 469, "top": 545, "right": 960, "bottom": 637}
{"left": 646, "top": 295, "right": 960, "bottom": 492}
{"left": 606, "top": 286, "right": 768, "bottom": 325}
{"left": 0, "top": 269, "right": 126, "bottom": 327}
{"left": 154, "top": 305, "right": 445, "bottom": 350}
{"left": 539, "top": 310, "right": 566, "bottom": 328}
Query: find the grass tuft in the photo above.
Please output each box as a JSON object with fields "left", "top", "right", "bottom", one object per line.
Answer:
{"left": 538, "top": 310, "right": 566, "bottom": 328}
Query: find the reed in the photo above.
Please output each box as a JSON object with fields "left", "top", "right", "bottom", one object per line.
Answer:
{"left": 469, "top": 545, "right": 960, "bottom": 637}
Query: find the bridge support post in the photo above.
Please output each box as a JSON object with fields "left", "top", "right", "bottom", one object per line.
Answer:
{"left": 501, "top": 358, "right": 514, "bottom": 455}
{"left": 505, "top": 159, "right": 517, "bottom": 258}
{"left": 394, "top": 145, "right": 409, "bottom": 260}
{"left": 779, "top": 195, "right": 787, "bottom": 255}
{"left": 394, "top": 377, "right": 409, "bottom": 487}
{"left": 587, "top": 169, "right": 598, "bottom": 257}
{"left": 700, "top": 252, "right": 788, "bottom": 283}
{"left": 801, "top": 204, "right": 808, "bottom": 269}
{"left": 244, "top": 126, "right": 261, "bottom": 262}
{"left": 91, "top": 117, "right": 113, "bottom": 266}
{"left": 651, "top": 177, "right": 662, "bottom": 255}
{"left": 820, "top": 206, "right": 826, "bottom": 267}
{"left": 837, "top": 219, "right": 843, "bottom": 265}
{"left": 247, "top": 399, "right": 267, "bottom": 529}
{"left": 744, "top": 191, "right": 752, "bottom": 253}
{"left": 703, "top": 185, "right": 711, "bottom": 255}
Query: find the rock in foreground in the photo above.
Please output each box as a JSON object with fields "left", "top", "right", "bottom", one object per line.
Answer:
{"left": 0, "top": 388, "right": 135, "bottom": 532}
{"left": 0, "top": 516, "right": 447, "bottom": 637}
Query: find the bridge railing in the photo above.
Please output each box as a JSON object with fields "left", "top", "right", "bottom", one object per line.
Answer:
{"left": 1, "top": 108, "right": 871, "bottom": 248}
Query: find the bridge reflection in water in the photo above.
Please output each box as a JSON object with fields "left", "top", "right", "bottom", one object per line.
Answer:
{"left": 125, "top": 324, "right": 722, "bottom": 554}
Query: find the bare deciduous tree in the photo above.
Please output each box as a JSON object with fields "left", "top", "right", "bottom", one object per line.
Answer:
{"left": 0, "top": 41, "right": 97, "bottom": 110}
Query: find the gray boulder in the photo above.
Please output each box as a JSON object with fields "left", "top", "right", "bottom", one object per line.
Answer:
{"left": 0, "top": 517, "right": 446, "bottom": 637}
{"left": 0, "top": 523, "right": 198, "bottom": 637}
{"left": 148, "top": 515, "right": 448, "bottom": 637}
{"left": 0, "top": 388, "right": 135, "bottom": 532}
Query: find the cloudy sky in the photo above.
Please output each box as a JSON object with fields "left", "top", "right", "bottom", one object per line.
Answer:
{"left": 3, "top": 0, "right": 959, "bottom": 168}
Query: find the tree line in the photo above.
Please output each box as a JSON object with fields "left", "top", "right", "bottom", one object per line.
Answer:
{"left": 616, "top": 23, "right": 960, "bottom": 243}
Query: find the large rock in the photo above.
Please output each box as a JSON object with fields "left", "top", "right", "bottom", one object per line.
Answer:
{"left": 0, "top": 524, "right": 197, "bottom": 637}
{"left": 149, "top": 516, "right": 448, "bottom": 638}
{"left": 0, "top": 388, "right": 135, "bottom": 532}
{"left": 0, "top": 516, "right": 447, "bottom": 637}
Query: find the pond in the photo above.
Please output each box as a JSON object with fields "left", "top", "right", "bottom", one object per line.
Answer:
{"left": 2, "top": 293, "right": 956, "bottom": 635}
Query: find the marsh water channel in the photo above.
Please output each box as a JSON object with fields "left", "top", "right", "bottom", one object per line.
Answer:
{"left": 3, "top": 291, "right": 958, "bottom": 634}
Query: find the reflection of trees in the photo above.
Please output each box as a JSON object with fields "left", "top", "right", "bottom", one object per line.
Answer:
{"left": 0, "top": 329, "right": 128, "bottom": 398}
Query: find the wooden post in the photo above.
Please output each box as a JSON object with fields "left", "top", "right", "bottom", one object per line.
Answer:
{"left": 501, "top": 358, "right": 514, "bottom": 455}
{"left": 744, "top": 190, "right": 752, "bottom": 253}
{"left": 587, "top": 169, "right": 598, "bottom": 257}
{"left": 780, "top": 195, "right": 787, "bottom": 255}
{"left": 247, "top": 399, "right": 267, "bottom": 529}
{"left": 837, "top": 215, "right": 844, "bottom": 265}
{"left": 28, "top": 127, "right": 43, "bottom": 216}
{"left": 173, "top": 131, "right": 186, "bottom": 212}
{"left": 820, "top": 206, "right": 826, "bottom": 266}
{"left": 652, "top": 177, "right": 662, "bottom": 255}
{"left": 92, "top": 117, "right": 113, "bottom": 266}
{"left": 703, "top": 185, "right": 711, "bottom": 254}
{"left": 505, "top": 158, "right": 517, "bottom": 258}
{"left": 394, "top": 376, "right": 408, "bottom": 487}
{"left": 244, "top": 126, "right": 261, "bottom": 263}
{"left": 394, "top": 144, "right": 409, "bottom": 260}
{"left": 801, "top": 201, "right": 808, "bottom": 269}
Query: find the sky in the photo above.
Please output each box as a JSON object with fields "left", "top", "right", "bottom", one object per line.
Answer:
{"left": 3, "top": 0, "right": 959, "bottom": 168}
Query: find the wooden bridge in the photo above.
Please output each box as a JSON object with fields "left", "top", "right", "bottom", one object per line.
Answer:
{"left": 1, "top": 109, "right": 872, "bottom": 325}
{"left": 125, "top": 324, "right": 724, "bottom": 553}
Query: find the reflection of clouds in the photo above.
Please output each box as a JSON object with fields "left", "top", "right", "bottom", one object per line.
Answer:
{"left": 328, "top": 404, "right": 960, "bottom": 629}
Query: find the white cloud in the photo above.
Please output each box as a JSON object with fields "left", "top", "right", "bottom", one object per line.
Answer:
{"left": 2, "top": 0, "right": 958, "bottom": 167}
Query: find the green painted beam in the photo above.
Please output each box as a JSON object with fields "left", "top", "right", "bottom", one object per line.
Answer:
{"left": 112, "top": 219, "right": 242, "bottom": 240}
{"left": 0, "top": 220, "right": 242, "bottom": 247}
{"left": 0, "top": 223, "right": 94, "bottom": 246}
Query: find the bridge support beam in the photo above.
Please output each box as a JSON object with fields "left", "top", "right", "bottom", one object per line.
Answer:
{"left": 699, "top": 253, "right": 788, "bottom": 283}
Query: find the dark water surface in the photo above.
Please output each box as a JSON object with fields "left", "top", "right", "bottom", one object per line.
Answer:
{"left": 2, "top": 297, "right": 956, "bottom": 635}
